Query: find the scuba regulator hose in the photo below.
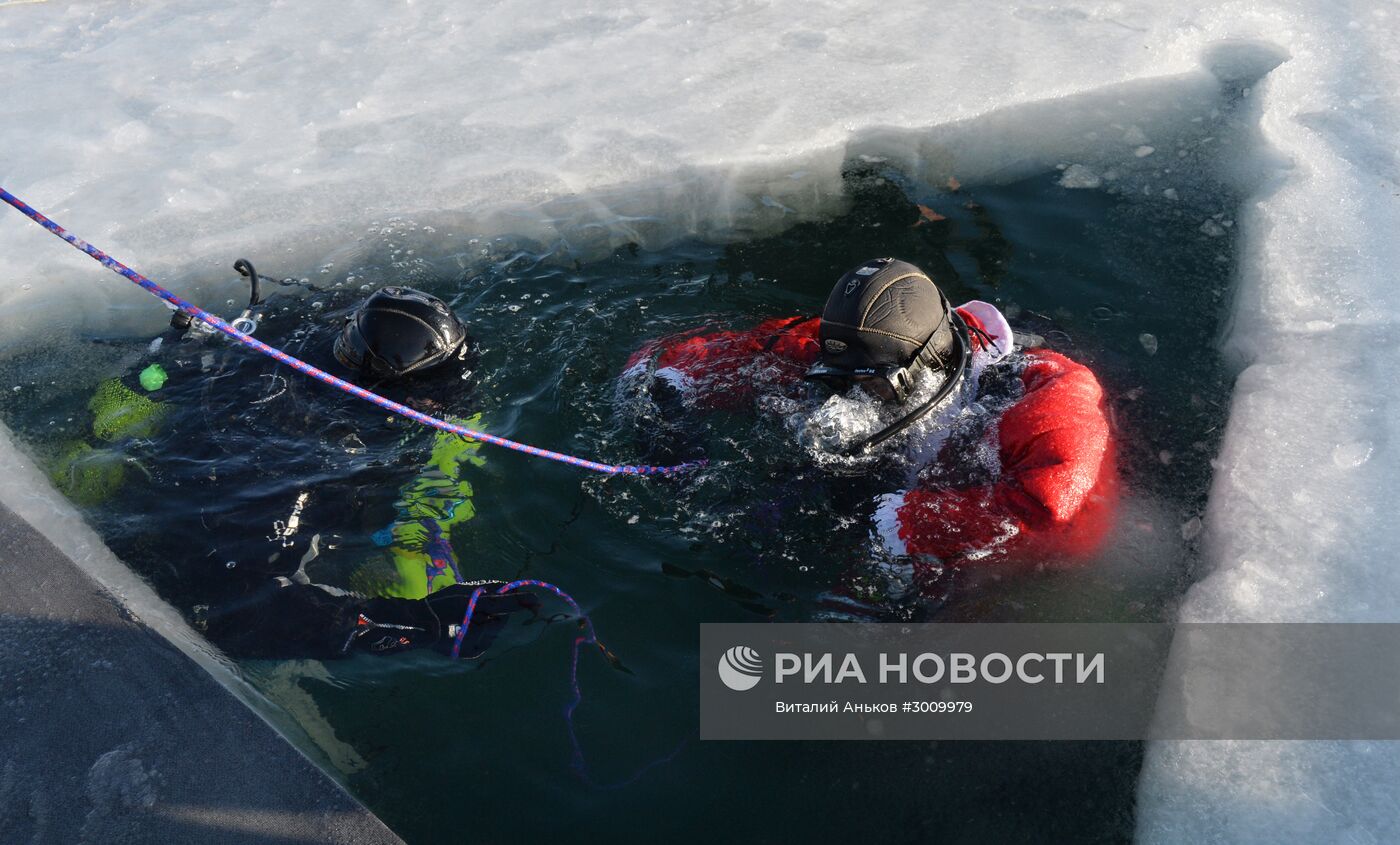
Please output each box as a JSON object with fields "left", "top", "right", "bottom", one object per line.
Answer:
{"left": 0, "top": 187, "right": 705, "bottom": 477}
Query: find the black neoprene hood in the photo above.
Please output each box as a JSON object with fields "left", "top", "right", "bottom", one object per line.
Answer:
{"left": 812, "top": 258, "right": 958, "bottom": 376}
{"left": 334, "top": 286, "right": 469, "bottom": 380}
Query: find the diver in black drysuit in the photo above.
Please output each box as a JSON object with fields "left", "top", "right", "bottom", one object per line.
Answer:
{"left": 66, "top": 263, "right": 533, "bottom": 659}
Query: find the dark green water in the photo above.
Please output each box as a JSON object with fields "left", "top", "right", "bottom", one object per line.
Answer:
{"left": 1, "top": 161, "right": 1239, "bottom": 842}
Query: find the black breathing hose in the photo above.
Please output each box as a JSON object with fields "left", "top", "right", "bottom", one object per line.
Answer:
{"left": 233, "top": 258, "right": 261, "bottom": 307}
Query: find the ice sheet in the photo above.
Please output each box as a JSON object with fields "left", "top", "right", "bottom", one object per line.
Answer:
{"left": 4, "top": 1, "right": 1400, "bottom": 841}
{"left": 0, "top": 0, "right": 1213, "bottom": 343}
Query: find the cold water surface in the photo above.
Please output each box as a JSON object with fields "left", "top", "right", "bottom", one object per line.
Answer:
{"left": 1, "top": 164, "right": 1239, "bottom": 842}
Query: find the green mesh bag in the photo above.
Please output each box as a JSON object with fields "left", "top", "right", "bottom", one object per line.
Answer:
{"left": 88, "top": 377, "right": 166, "bottom": 442}
{"left": 50, "top": 441, "right": 126, "bottom": 507}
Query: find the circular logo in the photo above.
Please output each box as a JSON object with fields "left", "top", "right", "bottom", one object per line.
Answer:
{"left": 718, "top": 645, "right": 764, "bottom": 691}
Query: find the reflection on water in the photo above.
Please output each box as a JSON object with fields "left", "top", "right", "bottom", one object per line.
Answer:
{"left": 0, "top": 157, "right": 1239, "bottom": 841}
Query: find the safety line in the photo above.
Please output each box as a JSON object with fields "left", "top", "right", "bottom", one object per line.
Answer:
{"left": 0, "top": 187, "right": 703, "bottom": 476}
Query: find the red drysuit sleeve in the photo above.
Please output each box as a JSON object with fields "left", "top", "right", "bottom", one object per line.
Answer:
{"left": 622, "top": 316, "right": 821, "bottom": 409}
{"left": 877, "top": 349, "right": 1118, "bottom": 565}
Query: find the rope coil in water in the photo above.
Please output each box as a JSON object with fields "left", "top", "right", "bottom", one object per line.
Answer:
{"left": 0, "top": 186, "right": 704, "bottom": 477}
{"left": 455, "top": 579, "right": 683, "bottom": 782}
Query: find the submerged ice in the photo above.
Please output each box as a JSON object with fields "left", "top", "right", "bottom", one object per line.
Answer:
{"left": 5, "top": 0, "right": 1400, "bottom": 842}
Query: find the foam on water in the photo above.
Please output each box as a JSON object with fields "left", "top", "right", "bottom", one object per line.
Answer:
{"left": 5, "top": 1, "right": 1400, "bottom": 841}
{"left": 785, "top": 368, "right": 951, "bottom": 464}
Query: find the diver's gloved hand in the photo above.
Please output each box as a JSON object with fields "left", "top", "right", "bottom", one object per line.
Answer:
{"left": 426, "top": 581, "right": 543, "bottom": 658}
{"left": 633, "top": 377, "right": 707, "bottom": 465}
{"left": 355, "top": 582, "right": 542, "bottom": 658}
{"left": 815, "top": 559, "right": 939, "bottom": 623}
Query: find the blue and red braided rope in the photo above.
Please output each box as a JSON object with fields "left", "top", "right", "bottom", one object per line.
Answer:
{"left": 0, "top": 186, "right": 704, "bottom": 477}
{"left": 450, "top": 578, "right": 601, "bottom": 773}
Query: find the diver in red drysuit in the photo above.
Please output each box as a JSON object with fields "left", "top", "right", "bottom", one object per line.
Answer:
{"left": 621, "top": 257, "right": 1118, "bottom": 583}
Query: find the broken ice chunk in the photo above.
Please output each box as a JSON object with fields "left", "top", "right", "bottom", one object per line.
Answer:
{"left": 1058, "top": 164, "right": 1102, "bottom": 189}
